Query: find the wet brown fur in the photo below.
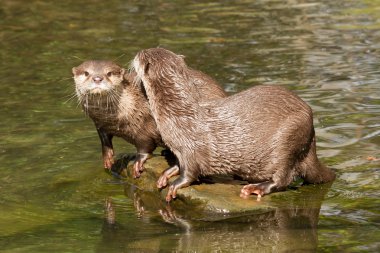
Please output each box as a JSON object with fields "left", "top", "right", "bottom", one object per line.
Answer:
{"left": 132, "top": 48, "right": 335, "bottom": 201}
{"left": 72, "top": 60, "right": 226, "bottom": 176}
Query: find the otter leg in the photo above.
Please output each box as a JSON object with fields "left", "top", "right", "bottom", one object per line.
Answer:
{"left": 299, "top": 137, "right": 336, "bottom": 184}
{"left": 166, "top": 169, "right": 196, "bottom": 202}
{"left": 133, "top": 153, "right": 152, "bottom": 178}
{"left": 241, "top": 156, "right": 297, "bottom": 200}
{"left": 97, "top": 128, "right": 114, "bottom": 169}
{"left": 240, "top": 116, "right": 316, "bottom": 200}
{"left": 157, "top": 164, "right": 179, "bottom": 189}
{"left": 240, "top": 162, "right": 295, "bottom": 201}
{"left": 161, "top": 149, "right": 174, "bottom": 157}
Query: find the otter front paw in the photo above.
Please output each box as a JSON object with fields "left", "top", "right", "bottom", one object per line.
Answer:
{"left": 103, "top": 150, "right": 114, "bottom": 170}
{"left": 132, "top": 153, "right": 152, "bottom": 179}
{"left": 156, "top": 165, "right": 180, "bottom": 189}
{"left": 157, "top": 174, "right": 169, "bottom": 189}
{"left": 163, "top": 173, "right": 193, "bottom": 202}
{"left": 132, "top": 160, "right": 144, "bottom": 179}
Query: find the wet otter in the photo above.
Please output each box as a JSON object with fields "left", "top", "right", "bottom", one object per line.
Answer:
{"left": 72, "top": 60, "right": 225, "bottom": 177}
{"left": 132, "top": 48, "right": 335, "bottom": 201}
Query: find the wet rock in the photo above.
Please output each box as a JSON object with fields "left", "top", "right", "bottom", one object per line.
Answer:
{"left": 113, "top": 154, "right": 332, "bottom": 221}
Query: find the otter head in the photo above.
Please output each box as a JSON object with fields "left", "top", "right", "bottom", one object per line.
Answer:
{"left": 132, "top": 48, "right": 187, "bottom": 86}
{"left": 72, "top": 60, "right": 126, "bottom": 98}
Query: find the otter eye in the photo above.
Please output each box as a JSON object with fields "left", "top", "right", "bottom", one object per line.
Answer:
{"left": 107, "top": 72, "right": 112, "bottom": 77}
{"left": 84, "top": 71, "right": 89, "bottom": 77}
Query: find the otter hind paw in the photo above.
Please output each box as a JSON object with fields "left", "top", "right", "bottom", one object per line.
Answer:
{"left": 240, "top": 181, "right": 274, "bottom": 201}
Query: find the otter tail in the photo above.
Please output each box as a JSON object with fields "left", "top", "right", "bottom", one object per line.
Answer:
{"left": 298, "top": 136, "right": 336, "bottom": 184}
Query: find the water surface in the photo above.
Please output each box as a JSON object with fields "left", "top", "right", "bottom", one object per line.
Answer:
{"left": 0, "top": 0, "right": 379, "bottom": 252}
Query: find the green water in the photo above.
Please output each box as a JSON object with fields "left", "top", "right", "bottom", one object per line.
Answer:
{"left": 0, "top": 0, "right": 379, "bottom": 252}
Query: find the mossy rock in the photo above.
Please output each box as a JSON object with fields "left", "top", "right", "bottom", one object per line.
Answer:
{"left": 113, "top": 154, "right": 332, "bottom": 221}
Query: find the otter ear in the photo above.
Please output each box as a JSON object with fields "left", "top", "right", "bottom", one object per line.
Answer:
{"left": 144, "top": 62, "right": 150, "bottom": 74}
{"left": 178, "top": 55, "right": 186, "bottom": 64}
{"left": 120, "top": 68, "right": 126, "bottom": 76}
{"left": 72, "top": 67, "right": 77, "bottom": 75}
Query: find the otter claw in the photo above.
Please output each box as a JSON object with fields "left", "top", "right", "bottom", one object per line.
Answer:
{"left": 157, "top": 175, "right": 168, "bottom": 189}
{"left": 157, "top": 177, "right": 168, "bottom": 189}
{"left": 132, "top": 153, "right": 152, "bottom": 178}
{"left": 132, "top": 161, "right": 144, "bottom": 178}
{"left": 104, "top": 157, "right": 114, "bottom": 170}
{"left": 240, "top": 184, "right": 265, "bottom": 201}
{"left": 156, "top": 165, "right": 180, "bottom": 189}
{"left": 103, "top": 149, "right": 114, "bottom": 170}
{"left": 165, "top": 185, "right": 177, "bottom": 202}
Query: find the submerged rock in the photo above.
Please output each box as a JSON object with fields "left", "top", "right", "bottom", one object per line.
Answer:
{"left": 112, "top": 154, "right": 332, "bottom": 221}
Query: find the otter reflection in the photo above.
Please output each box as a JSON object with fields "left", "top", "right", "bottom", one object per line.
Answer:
{"left": 98, "top": 182, "right": 331, "bottom": 252}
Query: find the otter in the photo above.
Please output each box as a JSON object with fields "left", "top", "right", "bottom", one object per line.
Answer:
{"left": 132, "top": 48, "right": 335, "bottom": 201}
{"left": 72, "top": 60, "right": 226, "bottom": 178}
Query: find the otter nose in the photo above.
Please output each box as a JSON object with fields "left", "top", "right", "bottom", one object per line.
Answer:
{"left": 93, "top": 76, "right": 103, "bottom": 83}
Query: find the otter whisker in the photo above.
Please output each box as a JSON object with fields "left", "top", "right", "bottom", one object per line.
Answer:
{"left": 106, "top": 94, "right": 110, "bottom": 114}
{"left": 58, "top": 77, "right": 75, "bottom": 83}
{"left": 84, "top": 95, "right": 89, "bottom": 116}
{"left": 113, "top": 53, "right": 126, "bottom": 62}
{"left": 64, "top": 93, "right": 79, "bottom": 104}
{"left": 127, "top": 63, "right": 135, "bottom": 74}
{"left": 112, "top": 94, "right": 122, "bottom": 111}
{"left": 71, "top": 55, "right": 85, "bottom": 61}
{"left": 97, "top": 94, "right": 101, "bottom": 108}
{"left": 76, "top": 98, "right": 83, "bottom": 109}
{"left": 107, "top": 92, "right": 118, "bottom": 114}
{"left": 62, "top": 91, "right": 77, "bottom": 99}
{"left": 110, "top": 92, "right": 118, "bottom": 112}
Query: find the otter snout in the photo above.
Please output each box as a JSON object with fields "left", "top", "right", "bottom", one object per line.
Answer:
{"left": 93, "top": 76, "right": 104, "bottom": 83}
